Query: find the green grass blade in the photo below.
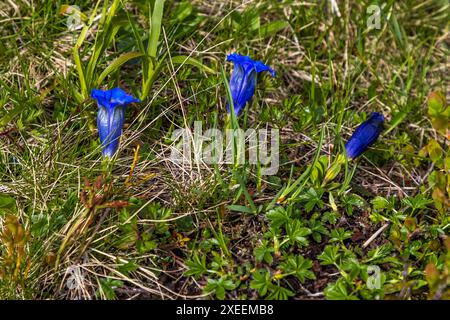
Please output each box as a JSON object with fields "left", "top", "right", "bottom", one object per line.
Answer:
{"left": 171, "top": 55, "right": 215, "bottom": 74}
{"left": 148, "top": 0, "right": 165, "bottom": 60}
{"left": 96, "top": 51, "right": 145, "bottom": 86}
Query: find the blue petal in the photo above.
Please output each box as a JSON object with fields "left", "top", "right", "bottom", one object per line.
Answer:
{"left": 91, "top": 88, "right": 139, "bottom": 157}
{"left": 99, "top": 106, "right": 126, "bottom": 157}
{"left": 109, "top": 88, "right": 140, "bottom": 106}
{"left": 90, "top": 88, "right": 140, "bottom": 109}
{"left": 97, "top": 106, "right": 110, "bottom": 145}
{"left": 91, "top": 89, "right": 113, "bottom": 109}
{"left": 227, "top": 64, "right": 257, "bottom": 115}
{"left": 226, "top": 53, "right": 275, "bottom": 116}
{"left": 226, "top": 53, "right": 276, "bottom": 77}
{"left": 345, "top": 112, "right": 384, "bottom": 159}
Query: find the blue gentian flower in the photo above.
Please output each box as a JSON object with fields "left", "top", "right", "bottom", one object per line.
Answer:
{"left": 90, "top": 88, "right": 140, "bottom": 158}
{"left": 226, "top": 53, "right": 275, "bottom": 116}
{"left": 345, "top": 112, "right": 384, "bottom": 159}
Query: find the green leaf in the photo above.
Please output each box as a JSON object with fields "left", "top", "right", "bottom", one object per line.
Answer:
{"left": 228, "top": 204, "right": 254, "bottom": 214}
{"left": 322, "top": 211, "right": 339, "bottom": 225}
{"left": 280, "top": 255, "right": 315, "bottom": 283}
{"left": 318, "top": 245, "right": 340, "bottom": 265}
{"left": 310, "top": 156, "right": 328, "bottom": 186}
{"left": 250, "top": 269, "right": 271, "bottom": 296}
{"left": 371, "top": 196, "right": 391, "bottom": 211}
{"left": 365, "top": 244, "right": 393, "bottom": 263}
{"left": 259, "top": 20, "right": 289, "bottom": 38}
{"left": 329, "top": 228, "right": 352, "bottom": 243}
{"left": 308, "top": 219, "right": 328, "bottom": 242}
{"left": 342, "top": 194, "right": 365, "bottom": 216}
{"left": 285, "top": 220, "right": 311, "bottom": 246}
{"left": 427, "top": 91, "right": 449, "bottom": 132}
{"left": 98, "top": 278, "right": 124, "bottom": 300}
{"left": 30, "top": 213, "right": 49, "bottom": 236}
{"left": 325, "top": 279, "right": 359, "bottom": 300}
{"left": 428, "top": 91, "right": 447, "bottom": 116}
{"left": 266, "top": 206, "right": 290, "bottom": 229}
{"left": 185, "top": 253, "right": 208, "bottom": 278}
{"left": 148, "top": 0, "right": 165, "bottom": 60}
{"left": 385, "top": 109, "right": 408, "bottom": 135}
{"left": 171, "top": 1, "right": 193, "bottom": 22}
{"left": 0, "top": 194, "right": 15, "bottom": 209}
{"left": 254, "top": 243, "right": 274, "bottom": 264}
{"left": 323, "top": 160, "right": 342, "bottom": 184}
{"left": 401, "top": 195, "right": 433, "bottom": 212}
{"left": 118, "top": 261, "right": 139, "bottom": 275}
{"left": 204, "top": 277, "right": 236, "bottom": 300}
{"left": 96, "top": 51, "right": 144, "bottom": 86}
{"left": 171, "top": 55, "right": 215, "bottom": 74}
{"left": 136, "top": 237, "right": 157, "bottom": 253}
{"left": 86, "top": 1, "right": 125, "bottom": 89}
{"left": 0, "top": 104, "right": 27, "bottom": 127}
{"left": 266, "top": 284, "right": 295, "bottom": 300}
{"left": 389, "top": 13, "right": 406, "bottom": 50}
{"left": 298, "top": 187, "right": 324, "bottom": 212}
{"left": 427, "top": 139, "right": 443, "bottom": 163}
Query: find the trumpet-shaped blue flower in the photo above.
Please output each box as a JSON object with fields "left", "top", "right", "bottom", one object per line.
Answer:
{"left": 227, "top": 53, "right": 275, "bottom": 116}
{"left": 91, "top": 88, "right": 140, "bottom": 158}
{"left": 345, "top": 112, "right": 384, "bottom": 159}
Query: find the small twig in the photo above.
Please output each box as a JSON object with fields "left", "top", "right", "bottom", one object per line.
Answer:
{"left": 298, "top": 283, "right": 324, "bottom": 298}
{"left": 78, "top": 208, "right": 111, "bottom": 258}
{"left": 419, "top": 162, "right": 435, "bottom": 185}
{"left": 363, "top": 223, "right": 390, "bottom": 248}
